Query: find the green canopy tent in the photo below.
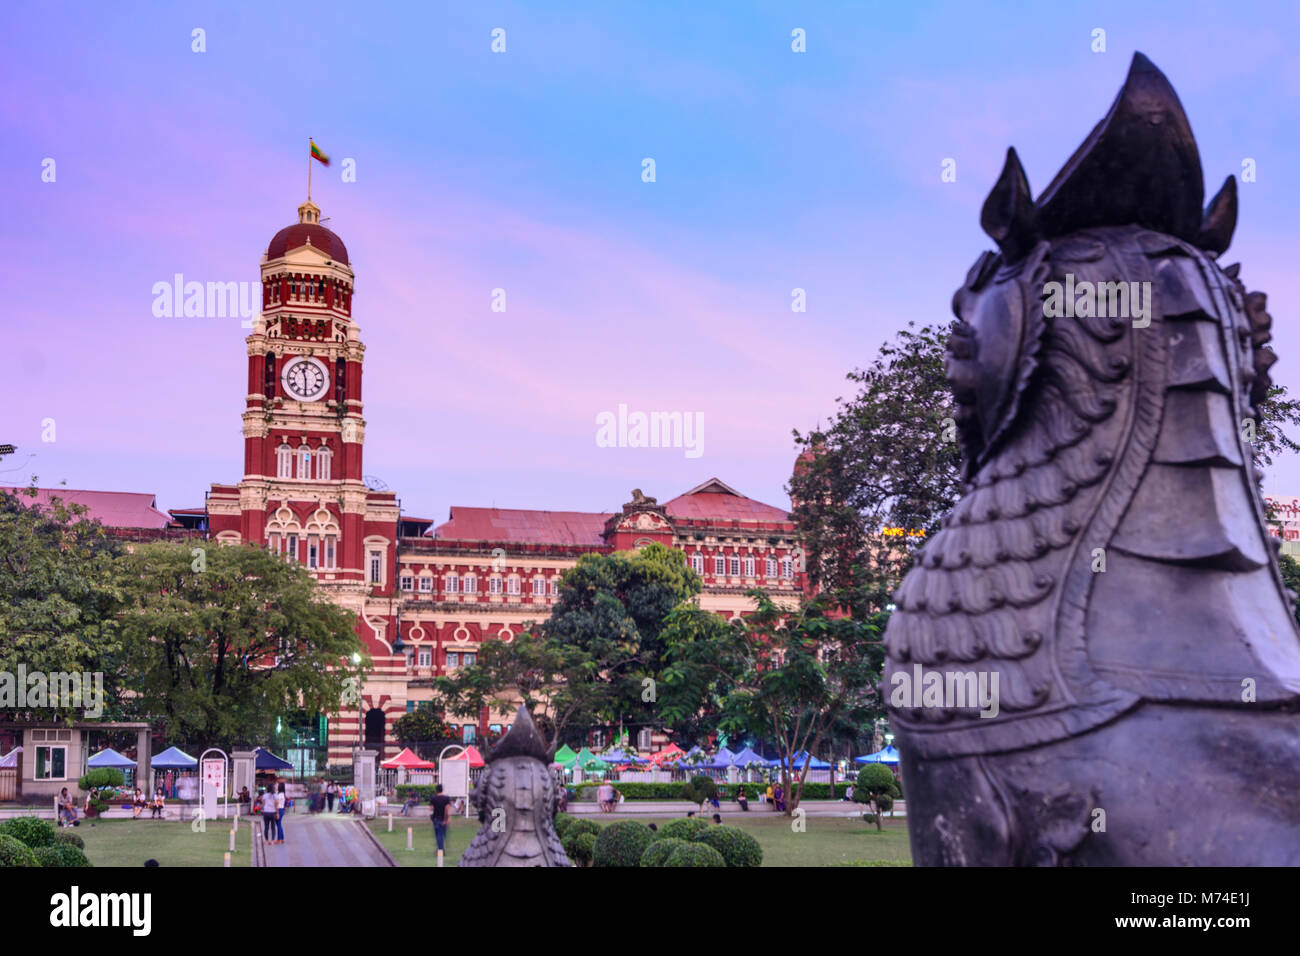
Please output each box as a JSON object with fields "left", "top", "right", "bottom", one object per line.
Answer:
{"left": 552, "top": 744, "right": 578, "bottom": 768}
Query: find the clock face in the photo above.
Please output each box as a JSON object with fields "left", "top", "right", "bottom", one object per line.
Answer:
{"left": 281, "top": 357, "right": 329, "bottom": 402}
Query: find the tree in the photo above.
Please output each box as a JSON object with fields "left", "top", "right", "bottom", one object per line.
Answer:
{"left": 114, "top": 541, "right": 365, "bottom": 748}
{"left": 431, "top": 543, "right": 700, "bottom": 751}
{"left": 660, "top": 589, "right": 885, "bottom": 815}
{"left": 392, "top": 708, "right": 454, "bottom": 757}
{"left": 1278, "top": 554, "right": 1300, "bottom": 630}
{"left": 853, "top": 763, "right": 900, "bottom": 832}
{"left": 789, "top": 323, "right": 961, "bottom": 614}
{"left": 0, "top": 484, "right": 125, "bottom": 721}
{"left": 680, "top": 774, "right": 717, "bottom": 814}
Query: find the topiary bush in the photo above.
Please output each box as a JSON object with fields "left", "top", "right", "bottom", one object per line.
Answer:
{"left": 680, "top": 775, "right": 718, "bottom": 811}
{"left": 658, "top": 816, "right": 709, "bottom": 842}
{"left": 0, "top": 816, "right": 56, "bottom": 849}
{"left": 33, "top": 844, "right": 91, "bottom": 867}
{"left": 693, "top": 824, "right": 762, "bottom": 867}
{"left": 78, "top": 767, "right": 126, "bottom": 813}
{"left": 592, "top": 819, "right": 654, "bottom": 868}
{"left": 553, "top": 813, "right": 575, "bottom": 839}
{"left": 55, "top": 829, "right": 86, "bottom": 851}
{"left": 854, "top": 764, "right": 901, "bottom": 832}
{"left": 664, "top": 842, "right": 726, "bottom": 867}
{"left": 565, "top": 818, "right": 600, "bottom": 840}
{"left": 0, "top": 833, "right": 39, "bottom": 867}
{"left": 640, "top": 838, "right": 689, "bottom": 867}
{"left": 563, "top": 830, "right": 596, "bottom": 867}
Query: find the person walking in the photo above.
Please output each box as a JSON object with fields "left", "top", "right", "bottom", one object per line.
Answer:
{"left": 326, "top": 780, "right": 337, "bottom": 813}
{"left": 261, "top": 788, "right": 278, "bottom": 844}
{"left": 429, "top": 784, "right": 452, "bottom": 858}
{"left": 274, "top": 781, "right": 287, "bottom": 844}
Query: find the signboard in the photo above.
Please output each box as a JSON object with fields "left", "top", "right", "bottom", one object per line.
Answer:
{"left": 1264, "top": 495, "right": 1300, "bottom": 543}
{"left": 200, "top": 753, "right": 227, "bottom": 821}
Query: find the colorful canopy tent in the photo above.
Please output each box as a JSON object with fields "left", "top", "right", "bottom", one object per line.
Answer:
{"left": 448, "top": 745, "right": 485, "bottom": 768}
{"left": 770, "top": 750, "right": 830, "bottom": 769}
{"left": 382, "top": 747, "right": 437, "bottom": 769}
{"left": 600, "top": 749, "right": 647, "bottom": 765}
{"left": 854, "top": 745, "right": 901, "bottom": 765}
{"left": 574, "top": 747, "right": 601, "bottom": 768}
{"left": 0, "top": 747, "right": 21, "bottom": 768}
{"left": 552, "top": 744, "right": 578, "bottom": 767}
{"left": 730, "top": 746, "right": 766, "bottom": 767}
{"left": 253, "top": 747, "right": 293, "bottom": 771}
{"left": 150, "top": 746, "right": 197, "bottom": 769}
{"left": 648, "top": 743, "right": 684, "bottom": 764}
{"left": 87, "top": 748, "right": 136, "bottom": 769}
{"left": 699, "top": 746, "right": 736, "bottom": 769}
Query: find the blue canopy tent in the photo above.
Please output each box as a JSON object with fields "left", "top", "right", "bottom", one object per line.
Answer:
{"left": 854, "top": 745, "right": 901, "bottom": 765}
{"left": 87, "top": 747, "right": 136, "bottom": 769}
{"left": 731, "top": 746, "right": 765, "bottom": 767}
{"left": 253, "top": 747, "right": 293, "bottom": 771}
{"left": 599, "top": 749, "right": 646, "bottom": 765}
{"left": 151, "top": 746, "right": 197, "bottom": 769}
{"left": 769, "top": 750, "right": 830, "bottom": 769}
{"left": 699, "top": 746, "right": 736, "bottom": 770}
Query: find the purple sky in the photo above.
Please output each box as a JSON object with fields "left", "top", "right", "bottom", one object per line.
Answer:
{"left": 4, "top": 2, "right": 1300, "bottom": 521}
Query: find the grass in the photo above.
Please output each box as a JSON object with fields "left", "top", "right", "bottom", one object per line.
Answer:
{"left": 366, "top": 813, "right": 910, "bottom": 867}
{"left": 78, "top": 818, "right": 252, "bottom": 867}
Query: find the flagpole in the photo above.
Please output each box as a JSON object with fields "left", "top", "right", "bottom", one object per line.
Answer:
{"left": 307, "top": 137, "right": 312, "bottom": 202}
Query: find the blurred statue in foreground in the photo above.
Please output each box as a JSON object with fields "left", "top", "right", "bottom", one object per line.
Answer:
{"left": 884, "top": 53, "right": 1300, "bottom": 865}
{"left": 459, "top": 705, "right": 570, "bottom": 867}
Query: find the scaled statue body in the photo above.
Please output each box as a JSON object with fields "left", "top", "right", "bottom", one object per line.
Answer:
{"left": 883, "top": 54, "right": 1300, "bottom": 865}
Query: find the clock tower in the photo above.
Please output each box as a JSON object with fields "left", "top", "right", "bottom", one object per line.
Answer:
{"left": 207, "top": 198, "right": 402, "bottom": 762}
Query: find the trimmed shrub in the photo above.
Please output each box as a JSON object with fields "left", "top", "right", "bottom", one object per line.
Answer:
{"left": 639, "top": 838, "right": 688, "bottom": 867}
{"left": 693, "top": 824, "right": 762, "bottom": 867}
{"left": 592, "top": 820, "right": 653, "bottom": 868}
{"left": 0, "top": 816, "right": 56, "bottom": 849}
{"left": 553, "top": 813, "right": 575, "bottom": 839}
{"left": 78, "top": 768, "right": 126, "bottom": 812}
{"left": 854, "top": 764, "right": 901, "bottom": 831}
{"left": 566, "top": 818, "right": 600, "bottom": 840}
{"left": 664, "top": 842, "right": 726, "bottom": 867}
{"left": 34, "top": 844, "right": 91, "bottom": 867}
{"left": 55, "top": 829, "right": 86, "bottom": 851}
{"left": 680, "top": 775, "right": 718, "bottom": 809}
{"left": 861, "top": 812, "right": 878, "bottom": 824}
{"left": 658, "top": 817, "right": 709, "bottom": 842}
{"left": 0, "top": 833, "right": 38, "bottom": 867}
{"left": 563, "top": 830, "right": 596, "bottom": 867}
{"left": 570, "top": 780, "right": 851, "bottom": 800}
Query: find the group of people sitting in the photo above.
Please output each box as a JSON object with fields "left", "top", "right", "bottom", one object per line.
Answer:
{"left": 130, "top": 787, "right": 167, "bottom": 819}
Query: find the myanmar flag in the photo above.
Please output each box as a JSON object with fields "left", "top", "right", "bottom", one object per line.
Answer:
{"left": 310, "top": 139, "right": 330, "bottom": 167}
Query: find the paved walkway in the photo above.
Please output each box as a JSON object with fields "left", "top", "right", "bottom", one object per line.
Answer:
{"left": 261, "top": 813, "right": 392, "bottom": 867}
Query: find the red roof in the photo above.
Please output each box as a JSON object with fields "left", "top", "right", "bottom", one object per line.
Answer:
{"left": 3, "top": 487, "right": 173, "bottom": 529}
{"left": 434, "top": 507, "right": 612, "bottom": 546}
{"left": 266, "top": 222, "right": 349, "bottom": 264}
{"left": 662, "top": 478, "right": 790, "bottom": 523}
{"left": 448, "top": 746, "right": 485, "bottom": 767}
{"left": 381, "top": 747, "right": 437, "bottom": 769}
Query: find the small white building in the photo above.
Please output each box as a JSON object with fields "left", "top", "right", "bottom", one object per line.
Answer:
{"left": 0, "top": 721, "right": 151, "bottom": 802}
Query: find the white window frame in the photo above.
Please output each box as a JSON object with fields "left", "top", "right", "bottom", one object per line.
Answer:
{"left": 418, "top": 576, "right": 433, "bottom": 593}
{"left": 325, "top": 536, "right": 337, "bottom": 570}
{"left": 34, "top": 745, "right": 68, "bottom": 781}
{"left": 417, "top": 647, "right": 432, "bottom": 667}
{"left": 489, "top": 576, "right": 503, "bottom": 595}
{"left": 782, "top": 557, "right": 793, "bottom": 579}
{"left": 744, "top": 556, "right": 755, "bottom": 577}
{"left": 445, "top": 574, "right": 459, "bottom": 595}
{"left": 714, "top": 556, "right": 725, "bottom": 576}
{"left": 730, "top": 556, "right": 741, "bottom": 577}
{"left": 316, "top": 445, "right": 332, "bottom": 481}
{"left": 400, "top": 575, "right": 414, "bottom": 592}
{"left": 298, "top": 445, "right": 311, "bottom": 479}
{"left": 691, "top": 554, "right": 704, "bottom": 574}
{"left": 549, "top": 578, "right": 559, "bottom": 597}
{"left": 307, "top": 535, "right": 319, "bottom": 569}
{"left": 447, "top": 652, "right": 460, "bottom": 670}
{"left": 368, "top": 549, "right": 383, "bottom": 584}
{"left": 276, "top": 444, "right": 293, "bottom": 479}
{"left": 532, "top": 577, "right": 546, "bottom": 596}
{"left": 766, "top": 557, "right": 778, "bottom": 578}
{"left": 507, "top": 576, "right": 521, "bottom": 595}
{"left": 463, "top": 574, "right": 477, "bottom": 595}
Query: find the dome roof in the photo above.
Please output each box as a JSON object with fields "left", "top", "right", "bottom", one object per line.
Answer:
{"left": 266, "top": 222, "right": 349, "bottom": 265}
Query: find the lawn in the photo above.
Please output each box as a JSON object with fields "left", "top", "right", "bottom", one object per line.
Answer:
{"left": 365, "top": 813, "right": 910, "bottom": 867}
{"left": 78, "top": 818, "right": 252, "bottom": 867}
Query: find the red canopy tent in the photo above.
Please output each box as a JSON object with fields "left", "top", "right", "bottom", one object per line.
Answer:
{"left": 448, "top": 746, "right": 485, "bottom": 768}
{"left": 381, "top": 747, "right": 437, "bottom": 770}
{"left": 649, "top": 743, "right": 684, "bottom": 765}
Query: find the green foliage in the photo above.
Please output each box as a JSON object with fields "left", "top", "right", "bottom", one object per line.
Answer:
{"left": 1254, "top": 385, "right": 1300, "bottom": 471}
{"left": 563, "top": 829, "right": 596, "bottom": 867}
{"left": 592, "top": 819, "right": 654, "bottom": 868}
{"left": 640, "top": 838, "right": 689, "bottom": 867}
{"left": 680, "top": 774, "right": 717, "bottom": 808}
{"left": 0, "top": 815, "right": 56, "bottom": 848}
{"left": 854, "top": 764, "right": 902, "bottom": 831}
{"left": 114, "top": 541, "right": 365, "bottom": 748}
{"left": 78, "top": 768, "right": 126, "bottom": 811}
{"left": 33, "top": 844, "right": 91, "bottom": 868}
{"left": 54, "top": 829, "right": 85, "bottom": 850}
{"left": 0, "top": 485, "right": 125, "bottom": 720}
{"left": 663, "top": 842, "right": 726, "bottom": 867}
{"left": 571, "top": 780, "right": 850, "bottom": 800}
{"left": 552, "top": 813, "right": 575, "bottom": 839}
{"left": 0, "top": 833, "right": 38, "bottom": 866}
{"left": 391, "top": 709, "right": 453, "bottom": 749}
{"left": 658, "top": 816, "right": 709, "bottom": 842}
{"left": 432, "top": 543, "right": 701, "bottom": 750}
{"left": 1278, "top": 554, "right": 1300, "bottom": 630}
{"left": 693, "top": 824, "right": 762, "bottom": 867}
{"left": 565, "top": 818, "right": 600, "bottom": 840}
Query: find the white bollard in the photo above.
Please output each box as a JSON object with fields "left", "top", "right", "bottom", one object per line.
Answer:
{"left": 224, "top": 852, "right": 231, "bottom": 867}
{"left": 230, "top": 829, "right": 236, "bottom": 853}
{"left": 437, "top": 848, "right": 444, "bottom": 868}
{"left": 388, "top": 813, "right": 393, "bottom": 832}
{"left": 406, "top": 826, "right": 413, "bottom": 851}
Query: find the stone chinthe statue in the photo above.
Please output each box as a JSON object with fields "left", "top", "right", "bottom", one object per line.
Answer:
{"left": 458, "top": 705, "right": 571, "bottom": 867}
{"left": 883, "top": 53, "right": 1300, "bottom": 865}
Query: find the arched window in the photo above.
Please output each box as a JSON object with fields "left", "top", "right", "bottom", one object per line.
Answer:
{"left": 298, "top": 445, "right": 311, "bottom": 479}
{"left": 316, "top": 445, "right": 332, "bottom": 481}
{"left": 276, "top": 444, "right": 293, "bottom": 479}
